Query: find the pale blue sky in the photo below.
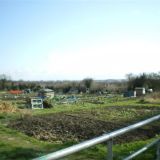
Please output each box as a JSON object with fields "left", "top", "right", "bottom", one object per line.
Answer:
{"left": 0, "top": 0, "right": 160, "bottom": 80}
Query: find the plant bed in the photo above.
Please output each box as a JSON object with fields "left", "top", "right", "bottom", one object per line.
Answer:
{"left": 8, "top": 111, "right": 160, "bottom": 144}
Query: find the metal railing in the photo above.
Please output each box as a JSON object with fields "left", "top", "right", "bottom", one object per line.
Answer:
{"left": 33, "top": 114, "right": 160, "bottom": 160}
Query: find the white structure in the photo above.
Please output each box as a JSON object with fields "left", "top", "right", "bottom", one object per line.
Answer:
{"left": 31, "top": 98, "right": 43, "bottom": 109}
{"left": 147, "top": 88, "right": 153, "bottom": 93}
{"left": 135, "top": 87, "right": 146, "bottom": 96}
{"left": 133, "top": 91, "right": 137, "bottom": 97}
{"left": 38, "top": 88, "right": 54, "bottom": 99}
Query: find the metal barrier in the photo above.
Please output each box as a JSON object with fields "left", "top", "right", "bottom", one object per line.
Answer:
{"left": 33, "top": 114, "right": 160, "bottom": 160}
{"left": 124, "top": 139, "right": 160, "bottom": 160}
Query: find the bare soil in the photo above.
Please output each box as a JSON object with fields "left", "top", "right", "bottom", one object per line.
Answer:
{"left": 8, "top": 112, "right": 160, "bottom": 144}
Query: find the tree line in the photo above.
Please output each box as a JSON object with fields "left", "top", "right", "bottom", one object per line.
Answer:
{"left": 1, "top": 72, "right": 160, "bottom": 93}
{"left": 0, "top": 75, "right": 126, "bottom": 94}
{"left": 126, "top": 72, "right": 160, "bottom": 91}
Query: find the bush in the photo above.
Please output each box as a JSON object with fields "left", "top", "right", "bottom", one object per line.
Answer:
{"left": 43, "top": 99, "right": 54, "bottom": 108}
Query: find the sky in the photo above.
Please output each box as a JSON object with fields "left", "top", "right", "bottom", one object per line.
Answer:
{"left": 0, "top": 0, "right": 160, "bottom": 81}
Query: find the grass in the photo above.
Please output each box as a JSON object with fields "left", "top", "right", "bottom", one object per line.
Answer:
{"left": 0, "top": 123, "right": 77, "bottom": 160}
{"left": 0, "top": 122, "right": 159, "bottom": 160}
{"left": 66, "top": 138, "right": 158, "bottom": 160}
{"left": 0, "top": 124, "right": 47, "bottom": 160}
{"left": 33, "top": 98, "right": 160, "bottom": 115}
{"left": 0, "top": 94, "right": 160, "bottom": 159}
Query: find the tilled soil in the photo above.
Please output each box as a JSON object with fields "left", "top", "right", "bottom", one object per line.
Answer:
{"left": 8, "top": 112, "right": 160, "bottom": 143}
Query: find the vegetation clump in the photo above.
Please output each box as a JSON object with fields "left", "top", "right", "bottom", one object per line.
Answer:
{"left": 0, "top": 101, "right": 18, "bottom": 113}
{"left": 139, "top": 92, "right": 160, "bottom": 104}
{"left": 43, "top": 99, "right": 54, "bottom": 108}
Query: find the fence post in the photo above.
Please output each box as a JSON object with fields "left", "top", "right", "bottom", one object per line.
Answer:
{"left": 107, "top": 139, "right": 113, "bottom": 160}
{"left": 156, "top": 140, "right": 160, "bottom": 160}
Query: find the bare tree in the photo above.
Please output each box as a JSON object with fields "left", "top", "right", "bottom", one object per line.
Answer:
{"left": 82, "top": 78, "right": 93, "bottom": 90}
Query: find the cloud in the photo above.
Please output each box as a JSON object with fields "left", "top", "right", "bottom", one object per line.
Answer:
{"left": 39, "top": 38, "right": 160, "bottom": 80}
{"left": 9, "top": 37, "right": 160, "bottom": 80}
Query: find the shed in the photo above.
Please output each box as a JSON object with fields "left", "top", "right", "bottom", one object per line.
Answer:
{"left": 38, "top": 88, "right": 54, "bottom": 99}
{"left": 9, "top": 90, "right": 23, "bottom": 95}
{"left": 124, "top": 91, "right": 136, "bottom": 97}
{"left": 135, "top": 87, "right": 145, "bottom": 96}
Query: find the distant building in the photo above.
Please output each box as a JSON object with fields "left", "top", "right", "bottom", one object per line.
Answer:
{"left": 9, "top": 90, "right": 23, "bottom": 95}
{"left": 135, "top": 87, "right": 146, "bottom": 96}
{"left": 86, "top": 88, "right": 90, "bottom": 94}
{"left": 124, "top": 91, "right": 136, "bottom": 97}
{"left": 147, "top": 88, "right": 153, "bottom": 93}
{"left": 38, "top": 88, "right": 54, "bottom": 99}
